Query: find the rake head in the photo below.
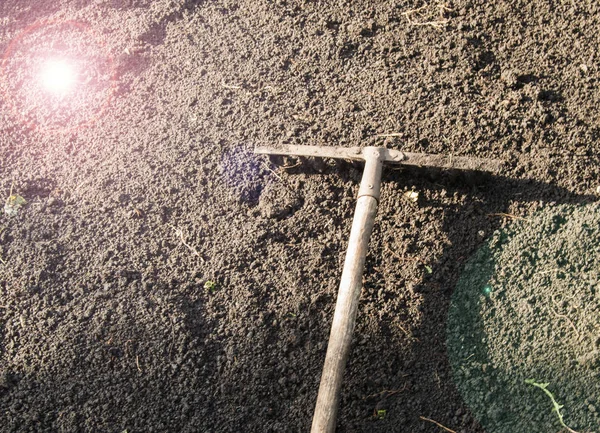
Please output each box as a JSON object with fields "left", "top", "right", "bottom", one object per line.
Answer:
{"left": 255, "top": 145, "right": 502, "bottom": 173}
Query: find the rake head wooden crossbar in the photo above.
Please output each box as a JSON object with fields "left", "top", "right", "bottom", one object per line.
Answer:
{"left": 254, "top": 145, "right": 501, "bottom": 433}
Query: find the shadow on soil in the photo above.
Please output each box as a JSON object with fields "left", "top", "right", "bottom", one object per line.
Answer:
{"left": 285, "top": 160, "right": 596, "bottom": 431}
{"left": 377, "top": 168, "right": 594, "bottom": 431}
{"left": 1, "top": 158, "right": 595, "bottom": 433}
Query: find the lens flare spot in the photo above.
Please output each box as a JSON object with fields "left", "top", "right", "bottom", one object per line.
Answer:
{"left": 40, "top": 59, "right": 76, "bottom": 95}
{"left": 482, "top": 284, "right": 493, "bottom": 296}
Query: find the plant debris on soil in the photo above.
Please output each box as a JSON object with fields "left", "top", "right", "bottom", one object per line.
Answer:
{"left": 0, "top": 0, "right": 599, "bottom": 432}
{"left": 448, "top": 203, "right": 600, "bottom": 433}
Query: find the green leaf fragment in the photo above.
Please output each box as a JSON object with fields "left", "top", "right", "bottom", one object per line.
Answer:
{"left": 525, "top": 379, "right": 579, "bottom": 433}
{"left": 4, "top": 194, "right": 27, "bottom": 216}
{"left": 8, "top": 195, "right": 26, "bottom": 206}
{"left": 204, "top": 280, "right": 217, "bottom": 292}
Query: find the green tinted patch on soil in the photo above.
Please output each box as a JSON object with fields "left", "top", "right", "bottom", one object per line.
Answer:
{"left": 447, "top": 203, "right": 600, "bottom": 433}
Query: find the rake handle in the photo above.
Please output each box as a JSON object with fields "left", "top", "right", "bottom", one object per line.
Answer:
{"left": 311, "top": 148, "right": 383, "bottom": 433}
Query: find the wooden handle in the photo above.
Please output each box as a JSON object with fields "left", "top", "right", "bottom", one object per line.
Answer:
{"left": 311, "top": 149, "right": 383, "bottom": 433}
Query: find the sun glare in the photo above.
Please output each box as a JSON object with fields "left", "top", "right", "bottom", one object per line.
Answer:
{"left": 40, "top": 58, "right": 76, "bottom": 95}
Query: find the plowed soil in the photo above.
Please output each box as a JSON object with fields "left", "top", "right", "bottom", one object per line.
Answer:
{"left": 0, "top": 1, "right": 599, "bottom": 432}
{"left": 448, "top": 203, "right": 600, "bottom": 433}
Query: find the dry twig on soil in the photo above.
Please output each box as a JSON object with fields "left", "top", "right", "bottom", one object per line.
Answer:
{"left": 221, "top": 80, "right": 241, "bottom": 90}
{"left": 402, "top": 3, "right": 453, "bottom": 29}
{"left": 487, "top": 212, "right": 530, "bottom": 222}
{"left": 169, "top": 225, "right": 203, "bottom": 261}
{"left": 281, "top": 161, "right": 302, "bottom": 170}
{"left": 364, "top": 385, "right": 408, "bottom": 400}
{"left": 261, "top": 162, "right": 283, "bottom": 181}
{"left": 6, "top": 180, "right": 14, "bottom": 205}
{"left": 397, "top": 322, "right": 414, "bottom": 339}
{"left": 550, "top": 306, "right": 580, "bottom": 339}
{"left": 376, "top": 132, "right": 403, "bottom": 137}
{"left": 419, "top": 416, "right": 457, "bottom": 433}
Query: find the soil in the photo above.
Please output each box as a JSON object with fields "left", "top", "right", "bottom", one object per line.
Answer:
{"left": 447, "top": 203, "right": 600, "bottom": 433}
{"left": 0, "top": 1, "right": 599, "bottom": 432}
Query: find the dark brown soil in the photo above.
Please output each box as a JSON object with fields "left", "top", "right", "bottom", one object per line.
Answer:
{"left": 0, "top": 1, "right": 599, "bottom": 432}
{"left": 448, "top": 203, "right": 600, "bottom": 433}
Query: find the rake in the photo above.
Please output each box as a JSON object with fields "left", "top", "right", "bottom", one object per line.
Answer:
{"left": 254, "top": 144, "right": 501, "bottom": 432}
